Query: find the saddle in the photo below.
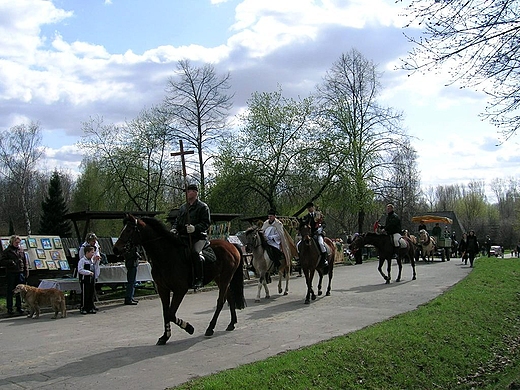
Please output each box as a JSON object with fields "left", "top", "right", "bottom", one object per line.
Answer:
{"left": 202, "top": 244, "right": 216, "bottom": 263}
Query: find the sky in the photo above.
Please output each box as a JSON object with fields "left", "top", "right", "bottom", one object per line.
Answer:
{"left": 1, "top": 0, "right": 519, "bottom": 203}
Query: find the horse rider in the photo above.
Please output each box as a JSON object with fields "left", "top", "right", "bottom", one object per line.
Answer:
{"left": 380, "top": 204, "right": 403, "bottom": 256}
{"left": 261, "top": 209, "right": 292, "bottom": 270}
{"left": 172, "top": 183, "right": 210, "bottom": 289}
{"left": 301, "top": 202, "right": 328, "bottom": 268}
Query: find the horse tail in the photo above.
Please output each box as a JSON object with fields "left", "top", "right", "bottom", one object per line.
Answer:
{"left": 230, "top": 244, "right": 247, "bottom": 310}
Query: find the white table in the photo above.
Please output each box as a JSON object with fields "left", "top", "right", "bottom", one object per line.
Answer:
{"left": 97, "top": 262, "right": 153, "bottom": 284}
{"left": 38, "top": 278, "right": 81, "bottom": 292}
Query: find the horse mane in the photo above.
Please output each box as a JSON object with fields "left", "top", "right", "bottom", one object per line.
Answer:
{"left": 245, "top": 226, "right": 268, "bottom": 249}
{"left": 139, "top": 216, "right": 177, "bottom": 240}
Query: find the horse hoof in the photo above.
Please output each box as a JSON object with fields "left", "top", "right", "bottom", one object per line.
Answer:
{"left": 318, "top": 291, "right": 322, "bottom": 296}
{"left": 396, "top": 279, "right": 401, "bottom": 282}
{"left": 283, "top": 291, "right": 288, "bottom": 296}
{"left": 413, "top": 276, "right": 417, "bottom": 280}
{"left": 385, "top": 280, "right": 390, "bottom": 285}
{"left": 255, "top": 299, "right": 260, "bottom": 303}
{"left": 265, "top": 295, "right": 270, "bottom": 299}
{"left": 304, "top": 300, "right": 310, "bottom": 304}
{"left": 226, "top": 324, "right": 235, "bottom": 331}
{"left": 311, "top": 295, "right": 316, "bottom": 301}
{"left": 326, "top": 291, "right": 331, "bottom": 296}
{"left": 185, "top": 324, "right": 195, "bottom": 335}
{"left": 278, "top": 288, "right": 283, "bottom": 294}
{"left": 205, "top": 329, "right": 214, "bottom": 337}
{"left": 156, "top": 337, "right": 168, "bottom": 345}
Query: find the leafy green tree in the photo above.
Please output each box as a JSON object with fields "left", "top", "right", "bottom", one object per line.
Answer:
{"left": 38, "top": 170, "right": 72, "bottom": 237}
{"left": 210, "top": 89, "right": 316, "bottom": 215}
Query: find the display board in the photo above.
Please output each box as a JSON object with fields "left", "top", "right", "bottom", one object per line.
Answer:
{"left": 1, "top": 235, "right": 69, "bottom": 271}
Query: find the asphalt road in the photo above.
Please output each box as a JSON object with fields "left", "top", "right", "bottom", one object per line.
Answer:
{"left": 0, "top": 259, "right": 471, "bottom": 390}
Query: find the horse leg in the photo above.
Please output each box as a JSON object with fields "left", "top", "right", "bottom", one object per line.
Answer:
{"left": 206, "top": 281, "right": 233, "bottom": 337}
{"left": 377, "top": 258, "right": 390, "bottom": 284}
{"left": 279, "top": 269, "right": 289, "bottom": 295}
{"left": 317, "top": 270, "right": 324, "bottom": 296}
{"left": 303, "top": 268, "right": 314, "bottom": 304}
{"left": 395, "top": 256, "right": 403, "bottom": 282}
{"left": 325, "top": 267, "right": 333, "bottom": 296}
{"left": 410, "top": 252, "right": 417, "bottom": 280}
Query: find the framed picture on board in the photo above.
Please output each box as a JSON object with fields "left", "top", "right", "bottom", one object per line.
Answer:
{"left": 59, "top": 260, "right": 70, "bottom": 271}
{"left": 50, "top": 251, "right": 61, "bottom": 260}
{"left": 46, "top": 261, "right": 58, "bottom": 270}
{"left": 25, "top": 252, "right": 31, "bottom": 269}
{"left": 41, "top": 238, "right": 52, "bottom": 250}
{"left": 34, "top": 259, "right": 47, "bottom": 269}
{"left": 1, "top": 239, "right": 9, "bottom": 250}
{"left": 28, "top": 238, "right": 37, "bottom": 248}
{"left": 36, "top": 249, "right": 46, "bottom": 259}
{"left": 53, "top": 238, "right": 63, "bottom": 249}
{"left": 20, "top": 239, "right": 28, "bottom": 250}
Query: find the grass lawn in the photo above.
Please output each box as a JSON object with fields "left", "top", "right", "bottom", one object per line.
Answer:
{"left": 171, "top": 256, "right": 520, "bottom": 390}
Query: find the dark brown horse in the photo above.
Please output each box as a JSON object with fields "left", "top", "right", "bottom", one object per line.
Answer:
{"left": 297, "top": 223, "right": 335, "bottom": 304}
{"left": 113, "top": 214, "right": 246, "bottom": 345}
{"left": 349, "top": 232, "right": 416, "bottom": 284}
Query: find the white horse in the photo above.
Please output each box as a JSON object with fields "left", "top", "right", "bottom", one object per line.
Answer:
{"left": 419, "top": 229, "right": 437, "bottom": 262}
{"left": 243, "top": 226, "right": 292, "bottom": 302}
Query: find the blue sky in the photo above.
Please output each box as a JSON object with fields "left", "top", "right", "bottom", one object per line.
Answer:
{"left": 1, "top": 0, "right": 518, "bottom": 202}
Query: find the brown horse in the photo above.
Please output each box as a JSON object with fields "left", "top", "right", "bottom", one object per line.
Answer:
{"left": 349, "top": 232, "right": 416, "bottom": 284}
{"left": 112, "top": 214, "right": 246, "bottom": 345}
{"left": 297, "top": 222, "right": 335, "bottom": 304}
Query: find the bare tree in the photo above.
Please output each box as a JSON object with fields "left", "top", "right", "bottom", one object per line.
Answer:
{"left": 316, "top": 49, "right": 409, "bottom": 232}
{"left": 164, "top": 60, "right": 233, "bottom": 198}
{"left": 0, "top": 122, "right": 43, "bottom": 234}
{"left": 400, "top": 0, "right": 520, "bottom": 140}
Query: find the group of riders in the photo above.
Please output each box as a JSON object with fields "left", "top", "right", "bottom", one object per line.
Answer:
{"left": 171, "top": 186, "right": 331, "bottom": 289}
{"left": 172, "top": 184, "right": 471, "bottom": 289}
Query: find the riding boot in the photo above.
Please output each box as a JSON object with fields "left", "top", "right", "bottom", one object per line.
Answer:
{"left": 193, "top": 254, "right": 204, "bottom": 289}
{"left": 319, "top": 252, "right": 328, "bottom": 268}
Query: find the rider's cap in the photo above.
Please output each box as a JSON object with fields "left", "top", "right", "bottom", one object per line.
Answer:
{"left": 306, "top": 202, "right": 314, "bottom": 208}
{"left": 185, "top": 184, "right": 198, "bottom": 192}
{"left": 267, "top": 209, "right": 276, "bottom": 216}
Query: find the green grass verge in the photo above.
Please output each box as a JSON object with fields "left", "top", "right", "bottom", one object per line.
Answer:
{"left": 172, "top": 257, "right": 520, "bottom": 390}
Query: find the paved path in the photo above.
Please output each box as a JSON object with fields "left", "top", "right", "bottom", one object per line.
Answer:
{"left": 0, "top": 260, "right": 471, "bottom": 389}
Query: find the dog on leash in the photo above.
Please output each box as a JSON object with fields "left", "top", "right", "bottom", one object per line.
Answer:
{"left": 13, "top": 284, "right": 67, "bottom": 319}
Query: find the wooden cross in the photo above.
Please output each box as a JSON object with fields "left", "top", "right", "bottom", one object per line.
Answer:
{"left": 171, "top": 140, "right": 195, "bottom": 247}
{"left": 170, "top": 140, "right": 194, "bottom": 195}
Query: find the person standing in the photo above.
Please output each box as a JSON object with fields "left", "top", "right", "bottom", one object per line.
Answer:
{"left": 78, "top": 232, "right": 103, "bottom": 310}
{"left": 78, "top": 245, "right": 100, "bottom": 314}
{"left": 466, "top": 230, "right": 480, "bottom": 268}
{"left": 123, "top": 244, "right": 140, "bottom": 305}
{"left": 418, "top": 220, "right": 427, "bottom": 233}
{"left": 459, "top": 232, "right": 468, "bottom": 265}
{"left": 485, "top": 235, "right": 492, "bottom": 257}
{"left": 0, "top": 235, "right": 29, "bottom": 315}
{"left": 432, "top": 223, "right": 442, "bottom": 242}
{"left": 301, "top": 202, "right": 328, "bottom": 268}
{"left": 261, "top": 209, "right": 291, "bottom": 270}
{"left": 172, "top": 183, "right": 210, "bottom": 289}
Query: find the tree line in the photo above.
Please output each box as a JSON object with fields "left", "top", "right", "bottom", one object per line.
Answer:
{"left": 1, "top": 50, "right": 519, "bottom": 248}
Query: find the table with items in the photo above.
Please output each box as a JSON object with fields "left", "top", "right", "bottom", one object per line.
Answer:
{"left": 38, "top": 262, "right": 153, "bottom": 291}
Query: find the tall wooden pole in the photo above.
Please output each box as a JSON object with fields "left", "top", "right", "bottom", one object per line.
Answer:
{"left": 171, "top": 140, "right": 195, "bottom": 247}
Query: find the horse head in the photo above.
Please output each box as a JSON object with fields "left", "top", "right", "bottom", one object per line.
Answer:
{"left": 348, "top": 233, "right": 365, "bottom": 252}
{"left": 243, "top": 226, "right": 260, "bottom": 253}
{"left": 113, "top": 214, "right": 141, "bottom": 256}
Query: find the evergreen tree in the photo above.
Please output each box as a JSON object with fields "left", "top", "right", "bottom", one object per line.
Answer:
{"left": 38, "top": 170, "right": 72, "bottom": 237}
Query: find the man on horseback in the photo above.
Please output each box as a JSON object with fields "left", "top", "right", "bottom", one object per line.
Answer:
{"left": 381, "top": 204, "right": 403, "bottom": 257}
{"left": 261, "top": 209, "right": 291, "bottom": 271}
{"left": 172, "top": 183, "right": 210, "bottom": 289}
{"left": 301, "top": 202, "right": 328, "bottom": 268}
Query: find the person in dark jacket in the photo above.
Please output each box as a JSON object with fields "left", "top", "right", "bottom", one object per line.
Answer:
{"left": 466, "top": 230, "right": 480, "bottom": 267}
{"left": 458, "top": 232, "right": 468, "bottom": 264}
{"left": 123, "top": 244, "right": 141, "bottom": 305}
{"left": 301, "top": 202, "right": 328, "bottom": 268}
{"left": 381, "top": 204, "right": 402, "bottom": 251}
{"left": 0, "top": 235, "right": 29, "bottom": 315}
{"left": 172, "top": 183, "right": 211, "bottom": 288}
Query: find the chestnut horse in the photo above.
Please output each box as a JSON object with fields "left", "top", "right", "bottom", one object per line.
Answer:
{"left": 349, "top": 232, "right": 417, "bottom": 284}
{"left": 112, "top": 214, "right": 246, "bottom": 345}
{"left": 297, "top": 222, "right": 335, "bottom": 304}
